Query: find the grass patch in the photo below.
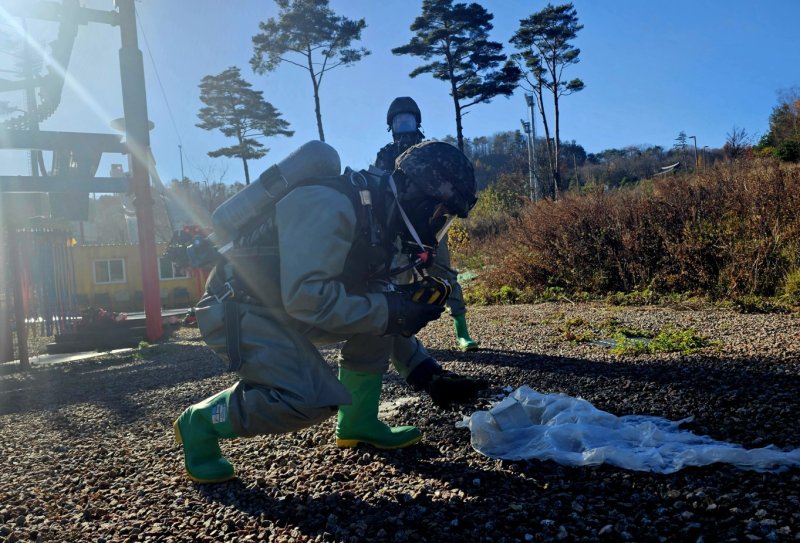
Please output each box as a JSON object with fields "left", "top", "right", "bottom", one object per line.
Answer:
{"left": 722, "top": 296, "right": 793, "bottom": 314}
{"left": 606, "top": 288, "right": 659, "bottom": 306}
{"left": 560, "top": 317, "right": 596, "bottom": 342}
{"left": 132, "top": 340, "right": 156, "bottom": 360}
{"left": 610, "top": 325, "right": 718, "bottom": 356}
{"left": 555, "top": 314, "right": 719, "bottom": 355}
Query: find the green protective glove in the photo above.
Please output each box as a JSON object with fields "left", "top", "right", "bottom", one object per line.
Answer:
{"left": 336, "top": 368, "right": 422, "bottom": 449}
{"left": 174, "top": 385, "right": 239, "bottom": 483}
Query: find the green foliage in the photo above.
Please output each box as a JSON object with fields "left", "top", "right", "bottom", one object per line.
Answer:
{"left": 132, "top": 341, "right": 151, "bottom": 361}
{"left": 197, "top": 66, "right": 293, "bottom": 184}
{"left": 497, "top": 285, "right": 520, "bottom": 304}
{"left": 648, "top": 326, "right": 708, "bottom": 354}
{"left": 392, "top": 0, "right": 521, "bottom": 150}
{"left": 250, "top": 0, "right": 369, "bottom": 141}
{"left": 462, "top": 283, "right": 525, "bottom": 306}
{"left": 761, "top": 87, "right": 800, "bottom": 163}
{"left": 560, "top": 316, "right": 596, "bottom": 342}
{"left": 608, "top": 334, "right": 650, "bottom": 355}
{"left": 554, "top": 315, "right": 713, "bottom": 354}
{"left": 725, "top": 296, "right": 793, "bottom": 314}
{"left": 776, "top": 140, "right": 800, "bottom": 162}
{"left": 606, "top": 288, "right": 658, "bottom": 306}
{"left": 782, "top": 269, "right": 800, "bottom": 305}
{"left": 609, "top": 326, "right": 713, "bottom": 356}
{"left": 463, "top": 182, "right": 522, "bottom": 241}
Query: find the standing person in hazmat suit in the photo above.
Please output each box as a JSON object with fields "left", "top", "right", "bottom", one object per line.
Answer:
{"left": 174, "top": 140, "right": 481, "bottom": 484}
{"left": 376, "top": 97, "right": 480, "bottom": 353}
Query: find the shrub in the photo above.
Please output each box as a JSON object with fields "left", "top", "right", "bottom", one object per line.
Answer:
{"left": 473, "top": 160, "right": 800, "bottom": 301}
{"left": 782, "top": 268, "right": 800, "bottom": 305}
{"left": 776, "top": 140, "right": 800, "bottom": 162}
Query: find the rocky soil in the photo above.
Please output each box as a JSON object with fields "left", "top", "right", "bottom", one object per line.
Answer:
{"left": 1, "top": 302, "right": 799, "bottom": 543}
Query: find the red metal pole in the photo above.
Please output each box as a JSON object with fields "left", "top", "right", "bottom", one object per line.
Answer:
{"left": 116, "top": 0, "right": 162, "bottom": 341}
{"left": 7, "top": 229, "right": 30, "bottom": 369}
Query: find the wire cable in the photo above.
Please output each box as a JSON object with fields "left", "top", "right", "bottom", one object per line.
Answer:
{"left": 134, "top": 5, "right": 183, "bottom": 147}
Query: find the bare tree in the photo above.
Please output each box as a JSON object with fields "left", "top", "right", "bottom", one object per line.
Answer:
{"left": 724, "top": 125, "right": 752, "bottom": 160}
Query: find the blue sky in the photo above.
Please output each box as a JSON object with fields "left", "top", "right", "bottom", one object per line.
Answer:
{"left": 1, "top": 0, "right": 799, "bottom": 185}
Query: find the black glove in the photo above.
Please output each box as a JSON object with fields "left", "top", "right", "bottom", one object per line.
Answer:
{"left": 407, "top": 357, "right": 489, "bottom": 407}
{"left": 428, "top": 372, "right": 489, "bottom": 407}
{"left": 384, "top": 292, "right": 445, "bottom": 337}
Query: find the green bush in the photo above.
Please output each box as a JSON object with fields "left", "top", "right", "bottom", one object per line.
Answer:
{"left": 782, "top": 268, "right": 800, "bottom": 304}
{"left": 776, "top": 140, "right": 800, "bottom": 162}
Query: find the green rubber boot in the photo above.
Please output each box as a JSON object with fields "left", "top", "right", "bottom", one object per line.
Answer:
{"left": 453, "top": 313, "right": 479, "bottom": 352}
{"left": 173, "top": 385, "right": 238, "bottom": 483}
{"left": 336, "top": 368, "right": 422, "bottom": 449}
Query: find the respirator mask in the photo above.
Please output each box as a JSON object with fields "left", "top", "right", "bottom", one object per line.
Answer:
{"left": 387, "top": 174, "right": 456, "bottom": 273}
{"left": 391, "top": 112, "right": 421, "bottom": 147}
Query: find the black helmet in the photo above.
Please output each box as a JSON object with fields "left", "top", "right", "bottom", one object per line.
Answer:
{"left": 386, "top": 97, "right": 421, "bottom": 127}
{"left": 395, "top": 141, "right": 477, "bottom": 218}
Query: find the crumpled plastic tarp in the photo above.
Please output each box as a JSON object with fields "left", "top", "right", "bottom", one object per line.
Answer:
{"left": 457, "top": 385, "right": 800, "bottom": 473}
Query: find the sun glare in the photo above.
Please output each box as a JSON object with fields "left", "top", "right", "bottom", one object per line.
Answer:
{"left": 0, "top": 4, "right": 115, "bottom": 130}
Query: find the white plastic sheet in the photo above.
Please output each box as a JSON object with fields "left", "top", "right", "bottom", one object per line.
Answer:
{"left": 457, "top": 385, "right": 800, "bottom": 473}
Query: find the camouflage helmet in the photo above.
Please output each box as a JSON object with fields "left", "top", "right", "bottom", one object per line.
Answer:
{"left": 395, "top": 141, "right": 477, "bottom": 218}
{"left": 386, "top": 97, "right": 422, "bottom": 127}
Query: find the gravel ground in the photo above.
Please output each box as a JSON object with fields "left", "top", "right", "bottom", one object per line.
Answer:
{"left": 1, "top": 302, "right": 799, "bottom": 543}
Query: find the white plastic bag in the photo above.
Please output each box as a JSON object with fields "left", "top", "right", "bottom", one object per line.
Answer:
{"left": 457, "top": 385, "right": 800, "bottom": 473}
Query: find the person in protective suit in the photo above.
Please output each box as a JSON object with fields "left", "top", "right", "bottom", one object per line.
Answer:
{"left": 375, "top": 97, "right": 479, "bottom": 352}
{"left": 174, "top": 141, "right": 483, "bottom": 484}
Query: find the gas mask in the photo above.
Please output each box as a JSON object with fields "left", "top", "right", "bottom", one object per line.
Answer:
{"left": 387, "top": 175, "right": 456, "bottom": 273}
{"left": 391, "top": 112, "right": 422, "bottom": 148}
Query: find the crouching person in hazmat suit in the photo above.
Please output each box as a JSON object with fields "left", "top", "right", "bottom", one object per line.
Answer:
{"left": 174, "top": 140, "right": 482, "bottom": 483}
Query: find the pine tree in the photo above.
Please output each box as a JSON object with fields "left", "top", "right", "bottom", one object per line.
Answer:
{"left": 511, "top": 3, "right": 584, "bottom": 198}
{"left": 196, "top": 66, "right": 293, "bottom": 185}
{"left": 392, "top": 0, "right": 520, "bottom": 152}
{"left": 250, "top": 0, "right": 369, "bottom": 141}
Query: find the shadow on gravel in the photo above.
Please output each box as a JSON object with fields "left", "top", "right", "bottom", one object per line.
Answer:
{"left": 194, "top": 445, "right": 560, "bottom": 541}
{"left": 2, "top": 341, "right": 798, "bottom": 449}
{"left": 430, "top": 346, "right": 800, "bottom": 400}
{"left": 0, "top": 343, "right": 227, "bottom": 420}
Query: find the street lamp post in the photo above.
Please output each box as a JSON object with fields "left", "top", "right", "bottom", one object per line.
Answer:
{"left": 688, "top": 135, "right": 698, "bottom": 171}
{"left": 702, "top": 145, "right": 709, "bottom": 171}
{"left": 524, "top": 94, "right": 539, "bottom": 201}
{"left": 521, "top": 119, "right": 534, "bottom": 201}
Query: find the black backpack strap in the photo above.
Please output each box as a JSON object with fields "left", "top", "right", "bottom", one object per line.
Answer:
{"left": 223, "top": 300, "right": 243, "bottom": 372}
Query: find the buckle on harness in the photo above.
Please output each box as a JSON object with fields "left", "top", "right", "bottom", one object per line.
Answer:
{"left": 214, "top": 281, "right": 235, "bottom": 303}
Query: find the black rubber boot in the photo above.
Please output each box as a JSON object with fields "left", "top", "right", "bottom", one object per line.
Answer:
{"left": 407, "top": 357, "right": 489, "bottom": 407}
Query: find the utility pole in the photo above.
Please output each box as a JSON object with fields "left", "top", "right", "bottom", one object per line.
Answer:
{"left": 178, "top": 144, "right": 185, "bottom": 180}
{"left": 117, "top": 0, "right": 162, "bottom": 341}
{"left": 688, "top": 135, "right": 698, "bottom": 171}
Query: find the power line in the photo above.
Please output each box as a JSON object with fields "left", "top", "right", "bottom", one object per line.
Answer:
{"left": 134, "top": 5, "right": 182, "bottom": 147}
